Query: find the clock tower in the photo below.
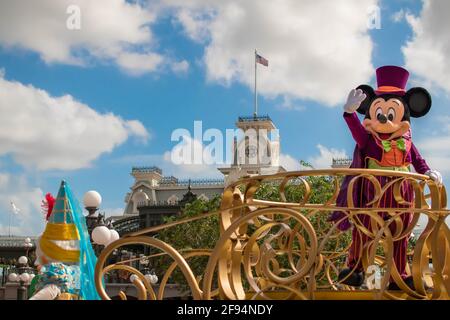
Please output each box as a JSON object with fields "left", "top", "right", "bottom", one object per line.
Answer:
{"left": 218, "top": 115, "right": 285, "bottom": 186}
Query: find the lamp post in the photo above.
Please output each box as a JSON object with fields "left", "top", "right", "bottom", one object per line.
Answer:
{"left": 83, "top": 190, "right": 120, "bottom": 256}
{"left": 10, "top": 256, "right": 34, "bottom": 300}
{"left": 83, "top": 190, "right": 102, "bottom": 235}
{"left": 24, "top": 237, "right": 33, "bottom": 256}
{"left": 139, "top": 255, "right": 158, "bottom": 285}
{"left": 83, "top": 190, "right": 104, "bottom": 255}
{"left": 144, "top": 269, "right": 158, "bottom": 285}
{"left": 17, "top": 256, "right": 28, "bottom": 300}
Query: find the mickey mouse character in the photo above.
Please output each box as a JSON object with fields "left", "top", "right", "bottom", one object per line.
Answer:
{"left": 330, "top": 65, "right": 442, "bottom": 289}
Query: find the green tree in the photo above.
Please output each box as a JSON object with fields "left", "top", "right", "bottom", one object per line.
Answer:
{"left": 155, "top": 196, "right": 221, "bottom": 294}
{"left": 158, "top": 196, "right": 221, "bottom": 251}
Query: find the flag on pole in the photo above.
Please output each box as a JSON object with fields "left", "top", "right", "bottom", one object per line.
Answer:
{"left": 256, "top": 53, "right": 269, "bottom": 67}
{"left": 10, "top": 201, "right": 20, "bottom": 215}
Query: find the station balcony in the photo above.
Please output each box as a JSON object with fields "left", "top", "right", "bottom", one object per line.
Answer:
{"left": 94, "top": 169, "right": 450, "bottom": 300}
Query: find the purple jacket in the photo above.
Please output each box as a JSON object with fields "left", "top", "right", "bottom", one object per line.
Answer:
{"left": 329, "top": 112, "right": 430, "bottom": 231}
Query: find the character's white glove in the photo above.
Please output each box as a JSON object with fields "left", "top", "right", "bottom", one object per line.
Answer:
{"left": 344, "top": 89, "right": 367, "bottom": 113}
{"left": 29, "top": 284, "right": 61, "bottom": 300}
{"left": 425, "top": 169, "right": 443, "bottom": 185}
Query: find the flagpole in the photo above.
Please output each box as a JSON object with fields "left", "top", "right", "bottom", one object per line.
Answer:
{"left": 254, "top": 49, "right": 258, "bottom": 117}
{"left": 9, "top": 207, "right": 11, "bottom": 237}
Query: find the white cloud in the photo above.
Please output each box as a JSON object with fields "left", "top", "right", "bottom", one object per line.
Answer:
{"left": 415, "top": 116, "right": 450, "bottom": 174}
{"left": 171, "top": 60, "right": 190, "bottom": 74}
{"left": 117, "top": 52, "right": 164, "bottom": 76}
{"left": 0, "top": 0, "right": 165, "bottom": 75}
{"left": 308, "top": 144, "right": 348, "bottom": 169}
{"left": 402, "top": 0, "right": 450, "bottom": 94}
{"left": 279, "top": 153, "right": 302, "bottom": 171}
{"left": 391, "top": 9, "right": 406, "bottom": 23}
{"left": 162, "top": 153, "right": 222, "bottom": 178}
{"left": 0, "top": 74, "right": 149, "bottom": 171}
{"left": 162, "top": 134, "right": 222, "bottom": 178}
{"left": 172, "top": 7, "right": 215, "bottom": 43}
{"left": 165, "top": 0, "right": 376, "bottom": 106}
{"left": 0, "top": 173, "right": 10, "bottom": 188}
{"left": 124, "top": 120, "right": 150, "bottom": 144}
{"left": 276, "top": 96, "right": 306, "bottom": 112}
{"left": 0, "top": 173, "right": 44, "bottom": 236}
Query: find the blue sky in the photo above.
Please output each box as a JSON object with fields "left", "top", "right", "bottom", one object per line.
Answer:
{"left": 0, "top": 0, "right": 449, "bottom": 235}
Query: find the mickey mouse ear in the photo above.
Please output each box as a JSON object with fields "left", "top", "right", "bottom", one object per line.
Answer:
{"left": 405, "top": 87, "right": 432, "bottom": 118}
{"left": 355, "top": 85, "right": 375, "bottom": 115}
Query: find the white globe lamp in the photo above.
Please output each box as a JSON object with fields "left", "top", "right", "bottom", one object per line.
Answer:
{"left": 8, "top": 273, "right": 18, "bottom": 282}
{"left": 130, "top": 274, "right": 139, "bottom": 283}
{"left": 20, "top": 272, "right": 30, "bottom": 283}
{"left": 108, "top": 229, "right": 120, "bottom": 244}
{"left": 92, "top": 226, "right": 111, "bottom": 245}
{"left": 18, "top": 256, "right": 28, "bottom": 265}
{"left": 83, "top": 190, "right": 102, "bottom": 209}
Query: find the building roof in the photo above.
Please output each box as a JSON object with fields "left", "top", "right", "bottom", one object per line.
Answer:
{"left": 0, "top": 236, "right": 37, "bottom": 248}
{"left": 131, "top": 166, "right": 163, "bottom": 174}
{"left": 160, "top": 178, "right": 224, "bottom": 186}
{"left": 331, "top": 158, "right": 353, "bottom": 168}
{"left": 237, "top": 115, "right": 272, "bottom": 122}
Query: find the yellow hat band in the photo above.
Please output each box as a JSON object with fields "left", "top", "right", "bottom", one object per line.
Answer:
{"left": 42, "top": 223, "right": 80, "bottom": 241}
{"left": 39, "top": 237, "right": 80, "bottom": 263}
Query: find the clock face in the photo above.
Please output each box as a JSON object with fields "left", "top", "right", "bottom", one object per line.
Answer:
{"left": 237, "top": 133, "right": 273, "bottom": 166}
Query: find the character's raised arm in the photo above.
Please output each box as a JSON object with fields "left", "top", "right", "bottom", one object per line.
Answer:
{"left": 343, "top": 89, "right": 369, "bottom": 148}
{"left": 343, "top": 112, "right": 369, "bottom": 148}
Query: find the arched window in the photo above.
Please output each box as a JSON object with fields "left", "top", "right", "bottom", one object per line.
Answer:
{"left": 132, "top": 189, "right": 149, "bottom": 213}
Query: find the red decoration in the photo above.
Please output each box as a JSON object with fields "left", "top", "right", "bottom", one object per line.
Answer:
{"left": 41, "top": 193, "right": 55, "bottom": 221}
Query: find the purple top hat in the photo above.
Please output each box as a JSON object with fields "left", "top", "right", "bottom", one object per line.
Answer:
{"left": 375, "top": 65, "right": 410, "bottom": 96}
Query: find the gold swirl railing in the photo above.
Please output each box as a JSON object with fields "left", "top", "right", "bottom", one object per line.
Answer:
{"left": 94, "top": 169, "right": 450, "bottom": 300}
